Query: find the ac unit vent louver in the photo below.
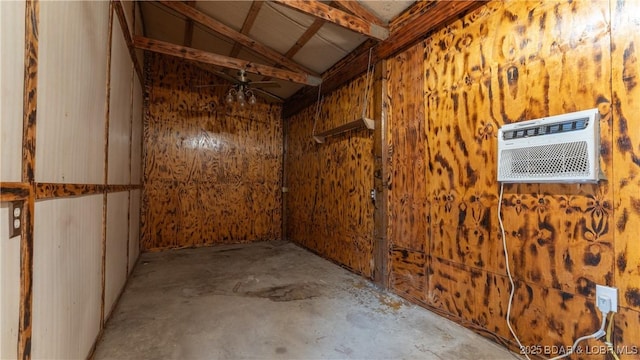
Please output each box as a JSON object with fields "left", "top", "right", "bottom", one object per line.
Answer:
{"left": 497, "top": 108, "right": 605, "bottom": 183}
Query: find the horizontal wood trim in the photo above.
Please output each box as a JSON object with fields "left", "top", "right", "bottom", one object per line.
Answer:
{"left": 35, "top": 183, "right": 141, "bottom": 200}
{"left": 113, "top": 0, "right": 143, "bottom": 84}
{"left": 283, "top": 0, "right": 485, "bottom": 118}
{"left": 0, "top": 182, "right": 31, "bottom": 202}
{"left": 133, "top": 35, "right": 322, "bottom": 86}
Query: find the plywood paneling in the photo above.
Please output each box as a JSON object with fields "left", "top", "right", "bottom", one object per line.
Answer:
{"left": 386, "top": 43, "right": 429, "bottom": 253}
{"left": 0, "top": 207, "right": 20, "bottom": 360}
{"left": 612, "top": 0, "right": 640, "bottom": 313}
{"left": 105, "top": 192, "right": 129, "bottom": 316}
{"left": 108, "top": 14, "right": 134, "bottom": 185}
{"left": 0, "top": 0, "right": 25, "bottom": 182}
{"left": 285, "top": 73, "right": 375, "bottom": 278}
{"left": 383, "top": 0, "right": 640, "bottom": 354}
{"left": 32, "top": 196, "right": 103, "bottom": 359}
{"left": 142, "top": 53, "right": 283, "bottom": 250}
{"left": 36, "top": 1, "right": 109, "bottom": 184}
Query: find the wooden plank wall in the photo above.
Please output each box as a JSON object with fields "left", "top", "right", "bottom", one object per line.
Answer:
{"left": 284, "top": 0, "right": 639, "bottom": 357}
{"left": 141, "top": 53, "right": 283, "bottom": 251}
{"left": 383, "top": 0, "right": 640, "bottom": 357}
{"left": 285, "top": 74, "right": 375, "bottom": 278}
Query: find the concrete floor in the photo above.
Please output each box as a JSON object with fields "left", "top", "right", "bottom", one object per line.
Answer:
{"left": 94, "top": 241, "right": 516, "bottom": 359}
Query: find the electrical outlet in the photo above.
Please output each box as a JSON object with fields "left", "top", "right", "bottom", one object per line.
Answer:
{"left": 596, "top": 284, "right": 618, "bottom": 313}
{"left": 8, "top": 201, "right": 23, "bottom": 239}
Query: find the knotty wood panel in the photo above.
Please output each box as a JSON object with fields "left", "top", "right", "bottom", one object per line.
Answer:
{"left": 385, "top": 0, "right": 639, "bottom": 355}
{"left": 285, "top": 73, "right": 375, "bottom": 278}
{"left": 386, "top": 44, "right": 430, "bottom": 253}
{"left": 142, "top": 54, "right": 282, "bottom": 251}
{"left": 612, "top": 0, "right": 640, "bottom": 314}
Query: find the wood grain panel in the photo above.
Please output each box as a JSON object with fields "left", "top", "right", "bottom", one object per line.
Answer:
{"left": 285, "top": 72, "right": 375, "bottom": 278}
{"left": 386, "top": 43, "right": 429, "bottom": 253}
{"left": 611, "top": 0, "right": 640, "bottom": 312}
{"left": 19, "top": 1, "right": 38, "bottom": 357}
{"left": 142, "top": 53, "right": 282, "bottom": 251}
{"left": 383, "top": 0, "right": 640, "bottom": 354}
{"left": 389, "top": 248, "right": 427, "bottom": 304}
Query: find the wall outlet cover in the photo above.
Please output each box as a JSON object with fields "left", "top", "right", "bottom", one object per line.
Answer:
{"left": 595, "top": 284, "right": 618, "bottom": 313}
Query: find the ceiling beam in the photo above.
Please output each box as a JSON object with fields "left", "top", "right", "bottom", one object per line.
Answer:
{"left": 133, "top": 35, "right": 322, "bottom": 86}
{"left": 158, "top": 1, "right": 318, "bottom": 76}
{"left": 272, "top": 0, "right": 389, "bottom": 41}
{"left": 260, "top": 16, "right": 325, "bottom": 82}
{"left": 182, "top": 1, "right": 196, "bottom": 47}
{"left": 333, "top": 0, "right": 385, "bottom": 27}
{"left": 283, "top": 0, "right": 485, "bottom": 118}
{"left": 228, "top": 1, "right": 263, "bottom": 58}
{"left": 112, "top": 0, "right": 143, "bottom": 83}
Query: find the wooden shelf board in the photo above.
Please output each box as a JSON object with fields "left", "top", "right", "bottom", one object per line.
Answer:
{"left": 313, "top": 116, "right": 375, "bottom": 143}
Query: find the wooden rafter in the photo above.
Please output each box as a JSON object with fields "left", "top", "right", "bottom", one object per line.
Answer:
{"left": 113, "top": 0, "right": 143, "bottom": 83}
{"left": 183, "top": 1, "right": 196, "bottom": 47}
{"left": 285, "top": 18, "right": 324, "bottom": 59}
{"left": 283, "top": 0, "right": 485, "bottom": 117}
{"left": 158, "top": 1, "right": 317, "bottom": 76}
{"left": 228, "top": 1, "right": 263, "bottom": 58}
{"left": 133, "top": 36, "right": 321, "bottom": 86}
{"left": 272, "top": 0, "right": 389, "bottom": 41}
{"left": 334, "top": 0, "right": 385, "bottom": 27}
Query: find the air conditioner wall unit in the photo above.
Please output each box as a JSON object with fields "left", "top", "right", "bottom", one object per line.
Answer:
{"left": 497, "top": 108, "right": 605, "bottom": 183}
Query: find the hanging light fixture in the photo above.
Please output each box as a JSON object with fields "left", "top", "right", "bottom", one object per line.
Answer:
{"left": 225, "top": 84, "right": 257, "bottom": 108}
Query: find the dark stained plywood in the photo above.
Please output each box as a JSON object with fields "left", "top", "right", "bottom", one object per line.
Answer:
{"left": 285, "top": 73, "right": 375, "bottom": 278}
{"left": 141, "top": 53, "right": 282, "bottom": 251}
{"left": 382, "top": 0, "right": 639, "bottom": 355}
{"left": 612, "top": 0, "right": 640, "bottom": 314}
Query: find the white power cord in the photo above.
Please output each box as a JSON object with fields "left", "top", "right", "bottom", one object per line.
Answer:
{"left": 499, "top": 183, "right": 610, "bottom": 360}
{"left": 498, "top": 183, "right": 531, "bottom": 360}
{"left": 548, "top": 314, "right": 607, "bottom": 360}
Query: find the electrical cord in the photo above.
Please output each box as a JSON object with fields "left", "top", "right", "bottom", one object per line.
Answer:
{"left": 605, "top": 312, "right": 621, "bottom": 360}
{"left": 498, "top": 183, "right": 531, "bottom": 360}
{"left": 500, "top": 184, "right": 613, "bottom": 360}
{"left": 548, "top": 314, "right": 607, "bottom": 360}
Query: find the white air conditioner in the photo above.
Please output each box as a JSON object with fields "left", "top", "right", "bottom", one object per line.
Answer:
{"left": 497, "top": 108, "right": 605, "bottom": 183}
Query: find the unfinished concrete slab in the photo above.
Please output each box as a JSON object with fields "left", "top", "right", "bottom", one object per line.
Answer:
{"left": 94, "top": 241, "right": 516, "bottom": 359}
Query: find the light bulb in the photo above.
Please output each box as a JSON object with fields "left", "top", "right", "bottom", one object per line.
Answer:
{"left": 225, "top": 92, "right": 234, "bottom": 104}
{"left": 239, "top": 98, "right": 247, "bottom": 108}
{"left": 237, "top": 91, "right": 245, "bottom": 102}
{"left": 249, "top": 94, "right": 257, "bottom": 105}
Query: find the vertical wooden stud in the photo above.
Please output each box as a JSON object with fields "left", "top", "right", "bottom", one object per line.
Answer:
{"left": 373, "top": 59, "right": 389, "bottom": 286}
{"left": 100, "top": 0, "right": 114, "bottom": 329}
{"left": 19, "top": 0, "right": 38, "bottom": 358}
